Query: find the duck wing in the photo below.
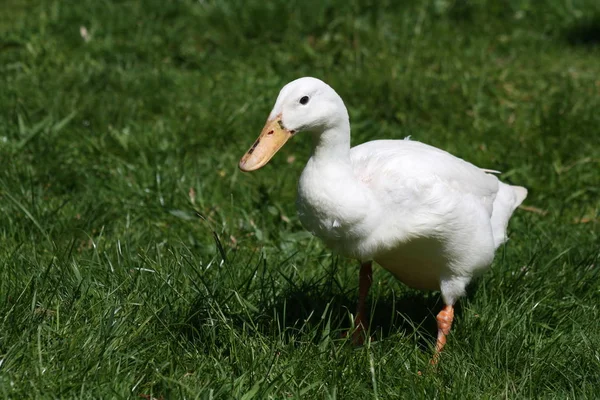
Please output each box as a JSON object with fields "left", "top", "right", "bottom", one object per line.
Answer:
{"left": 349, "top": 139, "right": 499, "bottom": 217}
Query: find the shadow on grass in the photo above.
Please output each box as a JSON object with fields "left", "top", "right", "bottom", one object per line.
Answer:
{"left": 262, "top": 283, "right": 467, "bottom": 352}
{"left": 565, "top": 16, "right": 600, "bottom": 47}
{"left": 180, "top": 276, "right": 473, "bottom": 353}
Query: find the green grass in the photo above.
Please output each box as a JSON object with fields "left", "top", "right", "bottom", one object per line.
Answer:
{"left": 1, "top": 0, "right": 599, "bottom": 398}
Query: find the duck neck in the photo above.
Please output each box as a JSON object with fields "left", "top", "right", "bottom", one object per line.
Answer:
{"left": 310, "top": 121, "right": 351, "bottom": 165}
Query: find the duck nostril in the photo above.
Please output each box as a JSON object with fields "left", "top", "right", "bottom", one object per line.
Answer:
{"left": 267, "top": 130, "right": 274, "bottom": 135}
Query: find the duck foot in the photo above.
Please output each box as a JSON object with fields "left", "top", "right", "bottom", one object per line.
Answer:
{"left": 342, "top": 320, "right": 371, "bottom": 345}
{"left": 431, "top": 304, "right": 454, "bottom": 364}
{"left": 344, "top": 261, "right": 373, "bottom": 345}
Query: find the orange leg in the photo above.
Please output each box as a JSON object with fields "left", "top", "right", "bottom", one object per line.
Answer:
{"left": 350, "top": 261, "right": 373, "bottom": 345}
{"left": 431, "top": 304, "right": 454, "bottom": 364}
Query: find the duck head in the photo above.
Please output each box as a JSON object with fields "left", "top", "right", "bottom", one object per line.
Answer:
{"left": 238, "top": 77, "right": 348, "bottom": 172}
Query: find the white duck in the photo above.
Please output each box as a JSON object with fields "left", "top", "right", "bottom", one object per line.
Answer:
{"left": 239, "top": 77, "right": 527, "bottom": 360}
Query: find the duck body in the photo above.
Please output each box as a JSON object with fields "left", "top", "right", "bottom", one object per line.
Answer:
{"left": 297, "top": 139, "right": 526, "bottom": 301}
{"left": 239, "top": 77, "right": 527, "bottom": 355}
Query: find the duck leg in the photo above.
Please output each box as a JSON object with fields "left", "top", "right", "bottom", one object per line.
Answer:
{"left": 431, "top": 304, "right": 454, "bottom": 364}
{"left": 350, "top": 261, "right": 373, "bottom": 344}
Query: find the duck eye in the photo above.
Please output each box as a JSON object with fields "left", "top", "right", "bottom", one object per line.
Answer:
{"left": 299, "top": 96, "right": 310, "bottom": 105}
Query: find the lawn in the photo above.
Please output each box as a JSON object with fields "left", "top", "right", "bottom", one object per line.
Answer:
{"left": 1, "top": 0, "right": 599, "bottom": 398}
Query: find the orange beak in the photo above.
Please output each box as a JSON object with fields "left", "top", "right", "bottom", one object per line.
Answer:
{"left": 238, "top": 114, "right": 294, "bottom": 172}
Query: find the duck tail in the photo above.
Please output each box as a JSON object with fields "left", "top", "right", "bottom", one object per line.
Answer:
{"left": 491, "top": 183, "right": 528, "bottom": 248}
